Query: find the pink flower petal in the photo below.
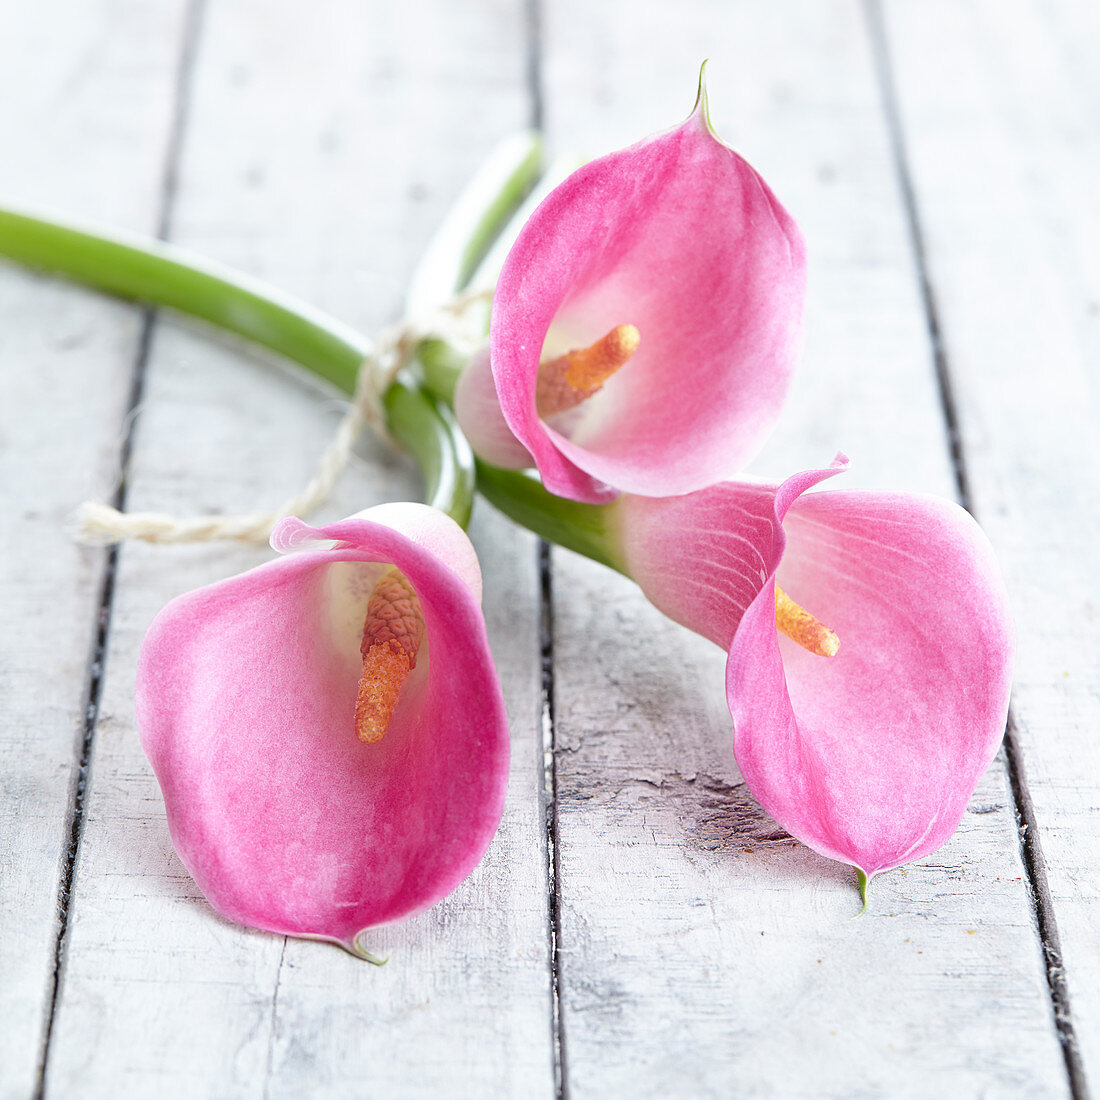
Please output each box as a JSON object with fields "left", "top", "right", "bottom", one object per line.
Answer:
{"left": 620, "top": 461, "right": 1014, "bottom": 876}
{"left": 453, "top": 346, "right": 535, "bottom": 470}
{"left": 466, "top": 90, "right": 805, "bottom": 502}
{"left": 136, "top": 505, "right": 509, "bottom": 950}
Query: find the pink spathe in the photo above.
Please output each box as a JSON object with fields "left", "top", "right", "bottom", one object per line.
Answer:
{"left": 618, "top": 458, "right": 1014, "bottom": 878}
{"left": 456, "top": 86, "right": 806, "bottom": 503}
{"left": 136, "top": 503, "right": 509, "bottom": 952}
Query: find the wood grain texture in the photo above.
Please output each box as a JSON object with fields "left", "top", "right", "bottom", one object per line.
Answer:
{"left": 0, "top": 3, "right": 191, "bottom": 1096}
{"left": 4, "top": 0, "right": 1096, "bottom": 1096}
{"left": 38, "top": 0, "right": 553, "bottom": 1096}
{"left": 539, "top": 0, "right": 1070, "bottom": 1095}
{"left": 881, "top": 0, "right": 1100, "bottom": 1084}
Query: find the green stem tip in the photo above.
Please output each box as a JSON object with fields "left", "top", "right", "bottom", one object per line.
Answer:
{"left": 855, "top": 869, "right": 870, "bottom": 917}
{"left": 346, "top": 935, "right": 389, "bottom": 966}
{"left": 475, "top": 460, "right": 626, "bottom": 574}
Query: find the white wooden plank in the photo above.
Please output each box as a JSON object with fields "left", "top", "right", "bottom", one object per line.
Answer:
{"left": 539, "top": 0, "right": 1069, "bottom": 1094}
{"left": 0, "top": 2, "right": 191, "bottom": 1096}
{"left": 43, "top": 0, "right": 554, "bottom": 1096}
{"left": 882, "top": 0, "right": 1100, "bottom": 1085}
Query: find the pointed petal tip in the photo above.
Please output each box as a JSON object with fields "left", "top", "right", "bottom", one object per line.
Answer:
{"left": 854, "top": 868, "right": 871, "bottom": 917}
{"left": 690, "top": 60, "right": 715, "bottom": 135}
{"left": 140, "top": 513, "right": 509, "bottom": 947}
{"left": 488, "top": 63, "right": 805, "bottom": 500}
{"left": 344, "top": 933, "right": 389, "bottom": 966}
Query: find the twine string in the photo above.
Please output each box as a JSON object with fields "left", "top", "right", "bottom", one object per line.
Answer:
{"left": 76, "top": 287, "right": 492, "bottom": 546}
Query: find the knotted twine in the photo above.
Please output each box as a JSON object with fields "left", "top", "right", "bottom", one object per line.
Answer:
{"left": 76, "top": 287, "right": 492, "bottom": 545}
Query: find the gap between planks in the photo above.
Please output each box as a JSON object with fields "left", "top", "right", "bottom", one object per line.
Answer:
{"left": 862, "top": 1, "right": 1088, "bottom": 1096}
{"left": 525, "top": 0, "right": 569, "bottom": 1093}
{"left": 35, "top": 0, "right": 566, "bottom": 1094}
{"left": 23, "top": 1, "right": 1072, "bottom": 1095}
{"left": 33, "top": 1, "right": 210, "bottom": 1095}
{"left": 540, "top": 543, "right": 570, "bottom": 1100}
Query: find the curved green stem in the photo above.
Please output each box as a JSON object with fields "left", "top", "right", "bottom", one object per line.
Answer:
{"left": 417, "top": 336, "right": 468, "bottom": 407}
{"left": 0, "top": 203, "right": 623, "bottom": 565}
{"left": 475, "top": 461, "right": 625, "bottom": 574}
{"left": 404, "top": 131, "right": 542, "bottom": 319}
{"left": 387, "top": 383, "right": 474, "bottom": 530}
{"left": 0, "top": 206, "right": 473, "bottom": 526}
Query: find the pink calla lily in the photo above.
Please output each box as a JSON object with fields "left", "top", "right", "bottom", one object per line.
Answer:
{"left": 455, "top": 79, "right": 806, "bottom": 503}
{"left": 616, "top": 457, "right": 1014, "bottom": 880}
{"left": 136, "top": 503, "right": 509, "bottom": 955}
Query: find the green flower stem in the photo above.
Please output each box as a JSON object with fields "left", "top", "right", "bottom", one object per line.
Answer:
{"left": 0, "top": 207, "right": 366, "bottom": 389}
{"left": 0, "top": 203, "right": 624, "bottom": 567}
{"left": 415, "top": 153, "right": 589, "bottom": 410}
{"left": 406, "top": 133, "right": 545, "bottom": 408}
{"left": 417, "top": 336, "right": 467, "bottom": 407}
{"left": 0, "top": 206, "right": 474, "bottom": 527}
{"left": 404, "top": 132, "right": 542, "bottom": 320}
{"left": 387, "top": 383, "right": 474, "bottom": 530}
{"left": 466, "top": 152, "right": 586, "bottom": 292}
{"left": 475, "top": 461, "right": 626, "bottom": 574}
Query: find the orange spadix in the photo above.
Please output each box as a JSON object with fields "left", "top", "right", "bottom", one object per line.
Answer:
{"left": 774, "top": 585, "right": 840, "bottom": 658}
{"left": 355, "top": 568, "right": 424, "bottom": 743}
{"left": 536, "top": 323, "right": 640, "bottom": 416}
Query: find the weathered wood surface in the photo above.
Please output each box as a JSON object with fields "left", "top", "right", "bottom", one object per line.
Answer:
{"left": 542, "top": 0, "right": 1071, "bottom": 1096}
{"left": 882, "top": 0, "right": 1100, "bottom": 1088}
{"left": 0, "top": 3, "right": 191, "bottom": 1096}
{"left": 31, "top": 1, "right": 552, "bottom": 1097}
{"left": 0, "top": 0, "right": 1096, "bottom": 1097}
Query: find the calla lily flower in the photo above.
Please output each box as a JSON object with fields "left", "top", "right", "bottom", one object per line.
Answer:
{"left": 135, "top": 503, "right": 509, "bottom": 956}
{"left": 616, "top": 457, "right": 1014, "bottom": 881}
{"left": 455, "top": 77, "right": 806, "bottom": 503}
